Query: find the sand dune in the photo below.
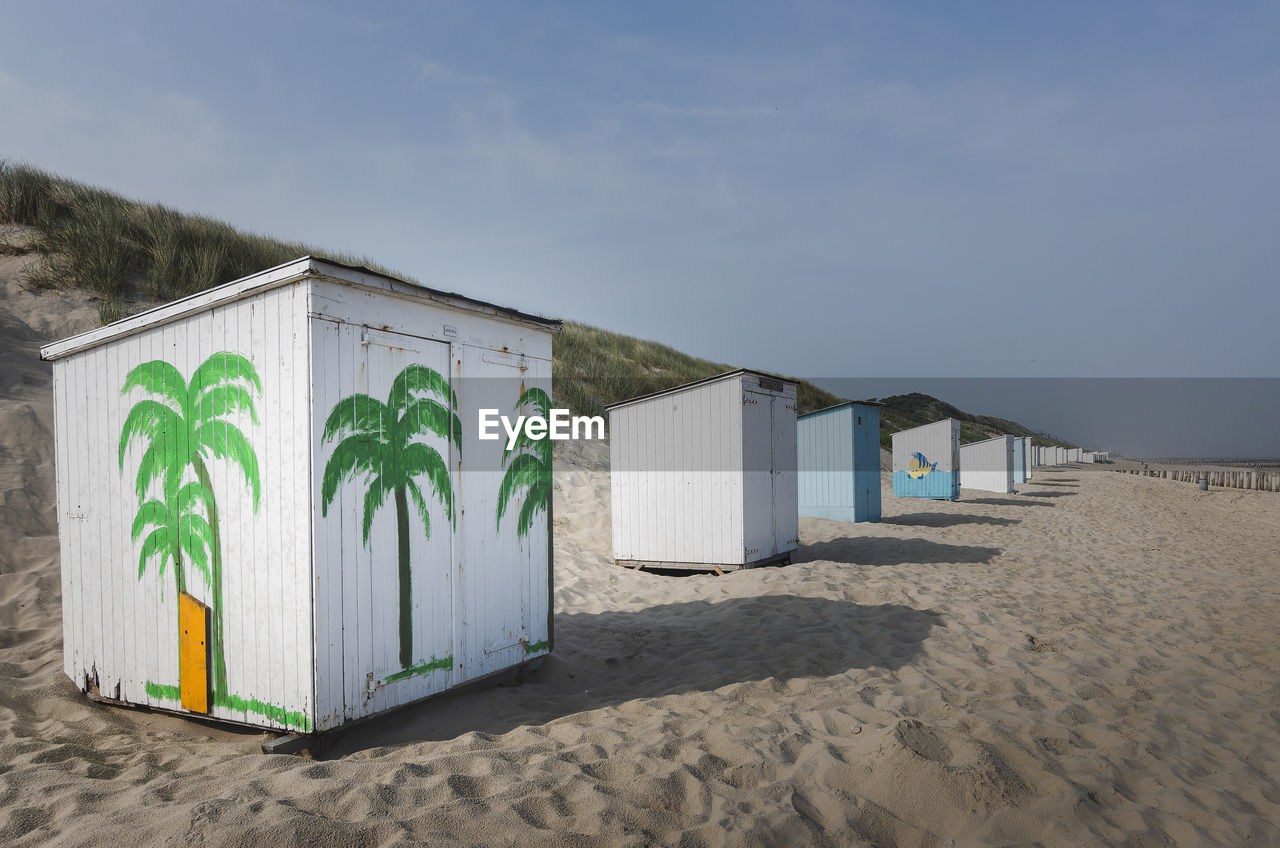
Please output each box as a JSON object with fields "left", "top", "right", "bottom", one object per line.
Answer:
{"left": 1, "top": 254, "right": 1278, "bottom": 845}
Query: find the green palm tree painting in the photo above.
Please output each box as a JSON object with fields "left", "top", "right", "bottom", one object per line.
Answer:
{"left": 119, "top": 352, "right": 262, "bottom": 702}
{"left": 131, "top": 472, "right": 215, "bottom": 597}
{"left": 320, "top": 364, "right": 460, "bottom": 670}
{"left": 497, "top": 385, "right": 553, "bottom": 540}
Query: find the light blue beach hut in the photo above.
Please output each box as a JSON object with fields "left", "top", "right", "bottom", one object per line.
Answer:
{"left": 1012, "top": 436, "right": 1027, "bottom": 484}
{"left": 798, "top": 401, "right": 882, "bottom": 522}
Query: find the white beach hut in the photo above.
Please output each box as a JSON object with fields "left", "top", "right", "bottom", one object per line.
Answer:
{"left": 891, "top": 419, "right": 961, "bottom": 500}
{"left": 960, "top": 435, "right": 1017, "bottom": 494}
{"left": 608, "top": 370, "right": 799, "bottom": 572}
{"left": 41, "top": 257, "right": 559, "bottom": 737}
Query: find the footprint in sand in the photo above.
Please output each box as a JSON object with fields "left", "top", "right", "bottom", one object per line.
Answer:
{"left": 893, "top": 719, "right": 954, "bottom": 764}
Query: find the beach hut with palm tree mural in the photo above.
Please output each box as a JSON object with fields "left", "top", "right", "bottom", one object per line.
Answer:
{"left": 41, "top": 257, "right": 560, "bottom": 738}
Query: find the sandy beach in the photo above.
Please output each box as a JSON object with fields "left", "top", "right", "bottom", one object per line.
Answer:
{"left": 2, "top": 254, "right": 1279, "bottom": 846}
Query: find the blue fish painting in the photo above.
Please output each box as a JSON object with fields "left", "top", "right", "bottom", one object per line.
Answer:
{"left": 907, "top": 451, "right": 937, "bottom": 479}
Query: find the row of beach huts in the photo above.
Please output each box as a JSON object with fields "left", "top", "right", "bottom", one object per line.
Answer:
{"left": 38, "top": 259, "right": 1107, "bottom": 744}
{"left": 608, "top": 372, "right": 1101, "bottom": 574}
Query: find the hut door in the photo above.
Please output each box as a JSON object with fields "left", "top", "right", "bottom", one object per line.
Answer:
{"left": 771, "top": 396, "right": 798, "bottom": 551}
{"left": 454, "top": 347, "right": 551, "bottom": 682}
{"left": 315, "top": 322, "right": 456, "bottom": 719}
{"left": 742, "top": 391, "right": 774, "bottom": 560}
{"left": 362, "top": 329, "right": 454, "bottom": 704}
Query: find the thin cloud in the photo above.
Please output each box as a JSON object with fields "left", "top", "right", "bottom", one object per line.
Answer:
{"left": 412, "top": 57, "right": 496, "bottom": 86}
{"left": 631, "top": 101, "right": 777, "bottom": 119}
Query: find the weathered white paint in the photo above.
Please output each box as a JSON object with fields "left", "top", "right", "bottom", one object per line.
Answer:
{"left": 608, "top": 371, "right": 798, "bottom": 570}
{"left": 960, "top": 435, "right": 1017, "bottom": 494}
{"left": 43, "top": 259, "right": 558, "bottom": 734}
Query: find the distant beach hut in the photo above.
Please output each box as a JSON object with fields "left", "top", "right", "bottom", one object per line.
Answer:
{"left": 1012, "top": 437, "right": 1027, "bottom": 484}
{"left": 891, "top": 419, "right": 960, "bottom": 500}
{"left": 608, "top": 370, "right": 799, "bottom": 572}
{"left": 798, "top": 401, "right": 882, "bottom": 523}
{"left": 40, "top": 257, "right": 559, "bottom": 738}
{"left": 960, "top": 435, "right": 1017, "bottom": 494}
{"left": 1022, "top": 439, "right": 1033, "bottom": 479}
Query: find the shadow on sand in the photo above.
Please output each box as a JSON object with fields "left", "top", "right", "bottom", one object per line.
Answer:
{"left": 1019, "top": 490, "right": 1075, "bottom": 498}
{"left": 964, "top": 497, "right": 1051, "bottom": 507}
{"left": 794, "top": 536, "right": 1002, "bottom": 566}
{"left": 326, "top": 594, "right": 943, "bottom": 755}
{"left": 883, "top": 513, "right": 1020, "bottom": 528}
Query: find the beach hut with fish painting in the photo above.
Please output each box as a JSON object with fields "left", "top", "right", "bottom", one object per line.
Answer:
{"left": 891, "top": 419, "right": 961, "bottom": 500}
{"left": 40, "top": 257, "right": 560, "bottom": 741}
{"left": 960, "top": 435, "right": 1017, "bottom": 494}
{"left": 798, "top": 401, "right": 882, "bottom": 523}
{"left": 608, "top": 370, "right": 799, "bottom": 572}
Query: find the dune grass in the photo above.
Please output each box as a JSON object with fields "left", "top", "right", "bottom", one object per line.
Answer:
{"left": 553, "top": 321, "right": 844, "bottom": 419}
{"left": 0, "top": 159, "right": 399, "bottom": 322}
{"left": 876, "top": 392, "right": 1074, "bottom": 450}
{"left": 2, "top": 159, "right": 1072, "bottom": 443}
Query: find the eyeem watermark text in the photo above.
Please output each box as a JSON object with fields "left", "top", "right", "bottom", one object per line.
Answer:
{"left": 479, "top": 409, "right": 605, "bottom": 450}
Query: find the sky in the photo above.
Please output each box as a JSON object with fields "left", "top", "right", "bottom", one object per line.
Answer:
{"left": 3, "top": 2, "right": 1279, "bottom": 451}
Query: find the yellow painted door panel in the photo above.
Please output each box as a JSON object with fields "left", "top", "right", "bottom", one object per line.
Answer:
{"left": 179, "top": 592, "right": 209, "bottom": 713}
